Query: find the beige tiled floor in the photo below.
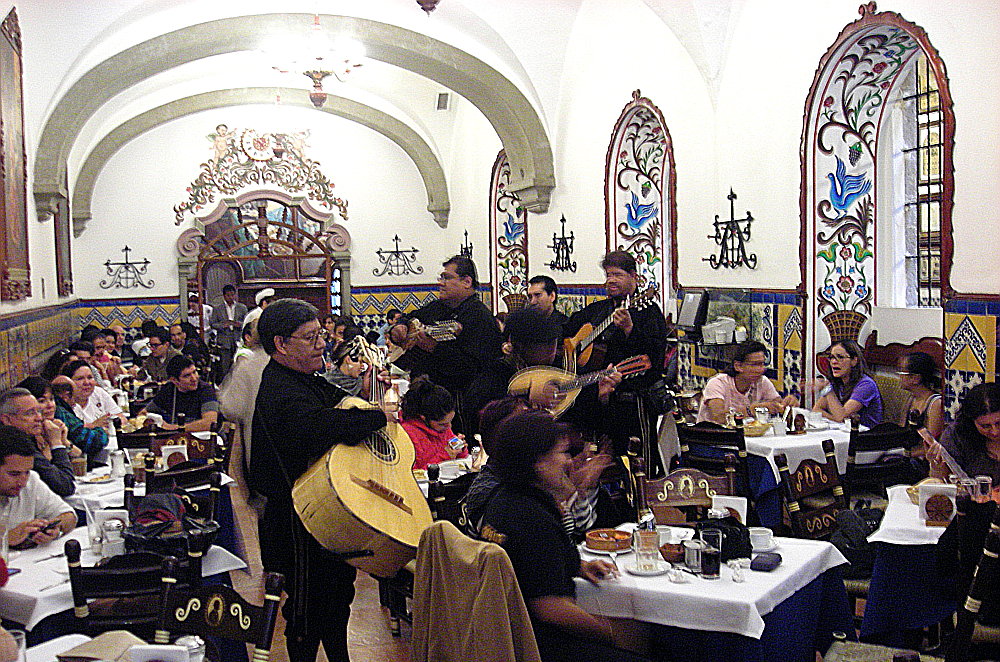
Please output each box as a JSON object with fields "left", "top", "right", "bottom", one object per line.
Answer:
{"left": 227, "top": 438, "right": 412, "bottom": 662}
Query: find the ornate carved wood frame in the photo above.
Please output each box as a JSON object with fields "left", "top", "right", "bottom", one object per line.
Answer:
{"left": 0, "top": 8, "right": 29, "bottom": 301}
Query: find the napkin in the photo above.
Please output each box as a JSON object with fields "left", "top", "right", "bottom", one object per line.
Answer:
{"left": 58, "top": 630, "right": 146, "bottom": 662}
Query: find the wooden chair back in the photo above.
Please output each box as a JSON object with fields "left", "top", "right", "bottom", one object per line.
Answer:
{"left": 676, "top": 421, "right": 752, "bottom": 500}
{"left": 643, "top": 460, "right": 736, "bottom": 525}
{"left": 155, "top": 557, "right": 284, "bottom": 659}
{"left": 775, "top": 439, "right": 848, "bottom": 540}
{"left": 946, "top": 502, "right": 1000, "bottom": 662}
{"left": 847, "top": 421, "right": 921, "bottom": 460}
{"left": 65, "top": 537, "right": 193, "bottom": 636}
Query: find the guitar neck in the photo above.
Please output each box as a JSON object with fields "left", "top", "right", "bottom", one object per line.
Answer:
{"left": 558, "top": 368, "right": 611, "bottom": 392}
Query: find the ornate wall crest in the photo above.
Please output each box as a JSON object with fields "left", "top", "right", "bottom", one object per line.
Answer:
{"left": 174, "top": 125, "right": 349, "bottom": 224}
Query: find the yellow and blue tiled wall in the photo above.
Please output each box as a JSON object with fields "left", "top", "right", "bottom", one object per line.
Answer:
{"left": 943, "top": 297, "right": 999, "bottom": 418}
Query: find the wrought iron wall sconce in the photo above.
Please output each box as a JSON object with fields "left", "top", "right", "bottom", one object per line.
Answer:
{"left": 374, "top": 235, "right": 423, "bottom": 277}
{"left": 100, "top": 246, "right": 154, "bottom": 289}
{"left": 459, "top": 230, "right": 473, "bottom": 258}
{"left": 547, "top": 215, "right": 576, "bottom": 272}
{"left": 703, "top": 189, "right": 757, "bottom": 269}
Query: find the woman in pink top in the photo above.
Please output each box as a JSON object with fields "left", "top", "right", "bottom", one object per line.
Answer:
{"left": 399, "top": 376, "right": 468, "bottom": 470}
{"left": 697, "top": 340, "right": 799, "bottom": 424}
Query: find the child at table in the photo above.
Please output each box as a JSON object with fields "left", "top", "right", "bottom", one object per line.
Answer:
{"left": 398, "top": 376, "right": 467, "bottom": 470}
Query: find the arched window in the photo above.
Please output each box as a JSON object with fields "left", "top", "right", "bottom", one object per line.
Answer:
{"left": 802, "top": 3, "right": 954, "bottom": 353}
{"left": 605, "top": 90, "right": 676, "bottom": 307}
{"left": 489, "top": 150, "right": 528, "bottom": 311}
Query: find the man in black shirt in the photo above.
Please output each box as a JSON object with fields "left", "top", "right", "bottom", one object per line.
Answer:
{"left": 251, "top": 299, "right": 387, "bottom": 662}
{"left": 563, "top": 251, "right": 667, "bottom": 464}
{"left": 527, "top": 274, "right": 568, "bottom": 332}
{"left": 141, "top": 355, "right": 218, "bottom": 432}
{"left": 390, "top": 255, "right": 501, "bottom": 434}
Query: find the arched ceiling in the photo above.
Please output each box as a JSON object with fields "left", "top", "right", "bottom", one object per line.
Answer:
{"left": 71, "top": 87, "right": 451, "bottom": 236}
{"left": 33, "top": 12, "right": 554, "bottom": 227}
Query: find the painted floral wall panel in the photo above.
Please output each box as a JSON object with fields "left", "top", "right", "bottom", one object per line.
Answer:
{"left": 606, "top": 90, "right": 675, "bottom": 308}
{"left": 810, "top": 26, "right": 919, "bottom": 343}
{"left": 489, "top": 150, "right": 528, "bottom": 311}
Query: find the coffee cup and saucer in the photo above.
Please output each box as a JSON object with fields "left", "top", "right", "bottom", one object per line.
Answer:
{"left": 749, "top": 527, "right": 778, "bottom": 553}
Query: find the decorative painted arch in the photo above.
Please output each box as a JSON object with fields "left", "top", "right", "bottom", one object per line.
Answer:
{"left": 489, "top": 150, "right": 528, "bottom": 312}
{"left": 801, "top": 2, "right": 954, "bottom": 350}
{"left": 71, "top": 87, "right": 450, "bottom": 236}
{"left": 34, "top": 13, "right": 553, "bottom": 220}
{"left": 605, "top": 90, "right": 677, "bottom": 308}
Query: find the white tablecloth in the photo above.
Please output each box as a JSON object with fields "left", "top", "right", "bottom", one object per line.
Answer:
{"left": 745, "top": 426, "right": 851, "bottom": 480}
{"left": 575, "top": 537, "right": 847, "bottom": 639}
{"left": 65, "top": 471, "right": 235, "bottom": 512}
{"left": 25, "top": 634, "right": 92, "bottom": 662}
{"left": 1, "top": 527, "right": 246, "bottom": 630}
{"left": 867, "top": 484, "right": 947, "bottom": 546}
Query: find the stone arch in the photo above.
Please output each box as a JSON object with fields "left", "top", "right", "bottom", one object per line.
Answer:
{"left": 34, "top": 13, "right": 553, "bottom": 218}
{"left": 70, "top": 87, "right": 450, "bottom": 236}
{"left": 800, "top": 2, "right": 954, "bottom": 357}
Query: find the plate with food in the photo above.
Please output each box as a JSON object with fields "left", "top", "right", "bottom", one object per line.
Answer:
{"left": 78, "top": 473, "right": 114, "bottom": 484}
{"left": 582, "top": 528, "right": 632, "bottom": 555}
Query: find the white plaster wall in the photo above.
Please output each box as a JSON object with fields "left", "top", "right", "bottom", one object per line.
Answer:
{"left": 538, "top": 0, "right": 716, "bottom": 287}
{"left": 870, "top": 307, "right": 942, "bottom": 346}
{"left": 76, "top": 104, "right": 440, "bottom": 298}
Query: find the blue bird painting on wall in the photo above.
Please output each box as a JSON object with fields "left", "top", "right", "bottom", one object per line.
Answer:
{"left": 624, "top": 190, "right": 659, "bottom": 230}
{"left": 502, "top": 210, "right": 525, "bottom": 243}
{"left": 827, "top": 155, "right": 871, "bottom": 218}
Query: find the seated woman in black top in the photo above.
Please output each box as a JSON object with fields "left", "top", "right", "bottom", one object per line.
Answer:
{"left": 927, "top": 382, "right": 1000, "bottom": 489}
{"left": 479, "top": 409, "right": 652, "bottom": 662}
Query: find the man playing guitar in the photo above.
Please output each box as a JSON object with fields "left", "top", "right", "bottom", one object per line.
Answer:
{"left": 390, "top": 255, "right": 502, "bottom": 435}
{"left": 563, "top": 251, "right": 667, "bottom": 465}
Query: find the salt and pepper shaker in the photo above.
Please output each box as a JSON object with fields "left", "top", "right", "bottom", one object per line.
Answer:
{"left": 101, "top": 519, "right": 125, "bottom": 558}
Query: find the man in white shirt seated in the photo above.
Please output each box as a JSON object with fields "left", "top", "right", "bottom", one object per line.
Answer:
{"left": 0, "top": 425, "right": 76, "bottom": 548}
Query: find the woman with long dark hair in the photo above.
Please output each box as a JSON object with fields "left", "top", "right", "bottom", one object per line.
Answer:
{"left": 399, "top": 375, "right": 466, "bottom": 469}
{"left": 813, "top": 339, "right": 883, "bottom": 428}
{"left": 16, "top": 376, "right": 79, "bottom": 496}
{"left": 898, "top": 351, "right": 944, "bottom": 439}
{"left": 927, "top": 382, "right": 1000, "bottom": 486}
{"left": 697, "top": 340, "right": 798, "bottom": 424}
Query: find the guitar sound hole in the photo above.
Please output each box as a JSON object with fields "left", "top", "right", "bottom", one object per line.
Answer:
{"left": 366, "top": 431, "right": 397, "bottom": 463}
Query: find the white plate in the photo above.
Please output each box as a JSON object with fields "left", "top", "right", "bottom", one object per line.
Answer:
{"left": 752, "top": 540, "right": 779, "bottom": 553}
{"left": 581, "top": 543, "right": 632, "bottom": 556}
{"left": 78, "top": 474, "right": 113, "bottom": 484}
{"left": 625, "top": 561, "right": 670, "bottom": 577}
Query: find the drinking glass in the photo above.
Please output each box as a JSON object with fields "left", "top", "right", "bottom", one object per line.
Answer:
{"left": 700, "top": 529, "right": 722, "bottom": 580}
{"left": 683, "top": 539, "right": 703, "bottom": 572}
{"left": 0, "top": 520, "right": 9, "bottom": 566}
{"left": 634, "top": 530, "right": 660, "bottom": 572}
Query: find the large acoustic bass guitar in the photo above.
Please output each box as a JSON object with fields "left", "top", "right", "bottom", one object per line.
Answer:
{"left": 293, "top": 337, "right": 432, "bottom": 578}
{"left": 508, "top": 355, "right": 652, "bottom": 417}
{"left": 563, "top": 287, "right": 658, "bottom": 371}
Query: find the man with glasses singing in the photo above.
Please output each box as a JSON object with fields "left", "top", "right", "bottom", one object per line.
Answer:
{"left": 250, "top": 298, "right": 390, "bottom": 662}
{"left": 389, "top": 255, "right": 502, "bottom": 434}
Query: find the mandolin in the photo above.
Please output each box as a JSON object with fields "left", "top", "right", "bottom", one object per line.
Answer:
{"left": 508, "top": 354, "right": 652, "bottom": 417}
{"left": 387, "top": 319, "right": 462, "bottom": 366}
{"left": 563, "top": 286, "right": 658, "bottom": 371}
{"left": 293, "top": 337, "right": 432, "bottom": 578}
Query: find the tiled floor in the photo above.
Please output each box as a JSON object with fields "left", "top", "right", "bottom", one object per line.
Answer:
{"left": 227, "top": 439, "right": 412, "bottom": 662}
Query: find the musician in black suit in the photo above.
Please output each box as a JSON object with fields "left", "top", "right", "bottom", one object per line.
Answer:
{"left": 390, "top": 255, "right": 502, "bottom": 435}
{"left": 251, "top": 298, "right": 388, "bottom": 662}
{"left": 563, "top": 251, "right": 667, "bottom": 462}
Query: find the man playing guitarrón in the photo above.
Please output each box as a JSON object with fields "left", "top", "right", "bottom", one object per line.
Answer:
{"left": 250, "top": 299, "right": 389, "bottom": 662}
{"left": 563, "top": 251, "right": 667, "bottom": 462}
{"left": 390, "top": 255, "right": 502, "bottom": 435}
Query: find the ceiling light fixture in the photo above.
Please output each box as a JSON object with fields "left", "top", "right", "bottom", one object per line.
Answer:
{"left": 416, "top": 0, "right": 441, "bottom": 14}
{"left": 270, "top": 14, "right": 365, "bottom": 108}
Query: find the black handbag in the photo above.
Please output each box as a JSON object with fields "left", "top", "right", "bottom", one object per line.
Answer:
{"left": 695, "top": 516, "right": 752, "bottom": 562}
{"left": 124, "top": 492, "right": 218, "bottom": 557}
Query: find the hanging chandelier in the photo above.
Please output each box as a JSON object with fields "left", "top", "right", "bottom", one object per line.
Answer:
{"left": 270, "top": 15, "right": 365, "bottom": 108}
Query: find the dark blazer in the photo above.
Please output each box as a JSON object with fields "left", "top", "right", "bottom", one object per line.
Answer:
{"left": 209, "top": 300, "right": 248, "bottom": 350}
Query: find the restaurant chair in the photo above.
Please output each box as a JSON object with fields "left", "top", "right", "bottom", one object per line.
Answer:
{"left": 64, "top": 538, "right": 196, "bottom": 638}
{"left": 675, "top": 421, "right": 754, "bottom": 509}
{"left": 946, "top": 501, "right": 1000, "bottom": 662}
{"left": 642, "top": 459, "right": 737, "bottom": 525}
{"left": 844, "top": 422, "right": 922, "bottom": 500}
{"left": 411, "top": 521, "right": 540, "bottom": 662}
{"left": 147, "top": 460, "right": 222, "bottom": 493}
{"left": 154, "top": 557, "right": 284, "bottom": 662}
{"left": 775, "top": 439, "right": 848, "bottom": 540}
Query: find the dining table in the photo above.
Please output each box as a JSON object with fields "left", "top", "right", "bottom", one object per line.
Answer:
{"left": 859, "top": 484, "right": 957, "bottom": 646}
{"left": 576, "top": 529, "right": 855, "bottom": 662}
{"left": 0, "top": 526, "right": 246, "bottom": 633}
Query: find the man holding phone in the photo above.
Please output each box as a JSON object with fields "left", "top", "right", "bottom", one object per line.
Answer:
{"left": 0, "top": 425, "right": 76, "bottom": 548}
